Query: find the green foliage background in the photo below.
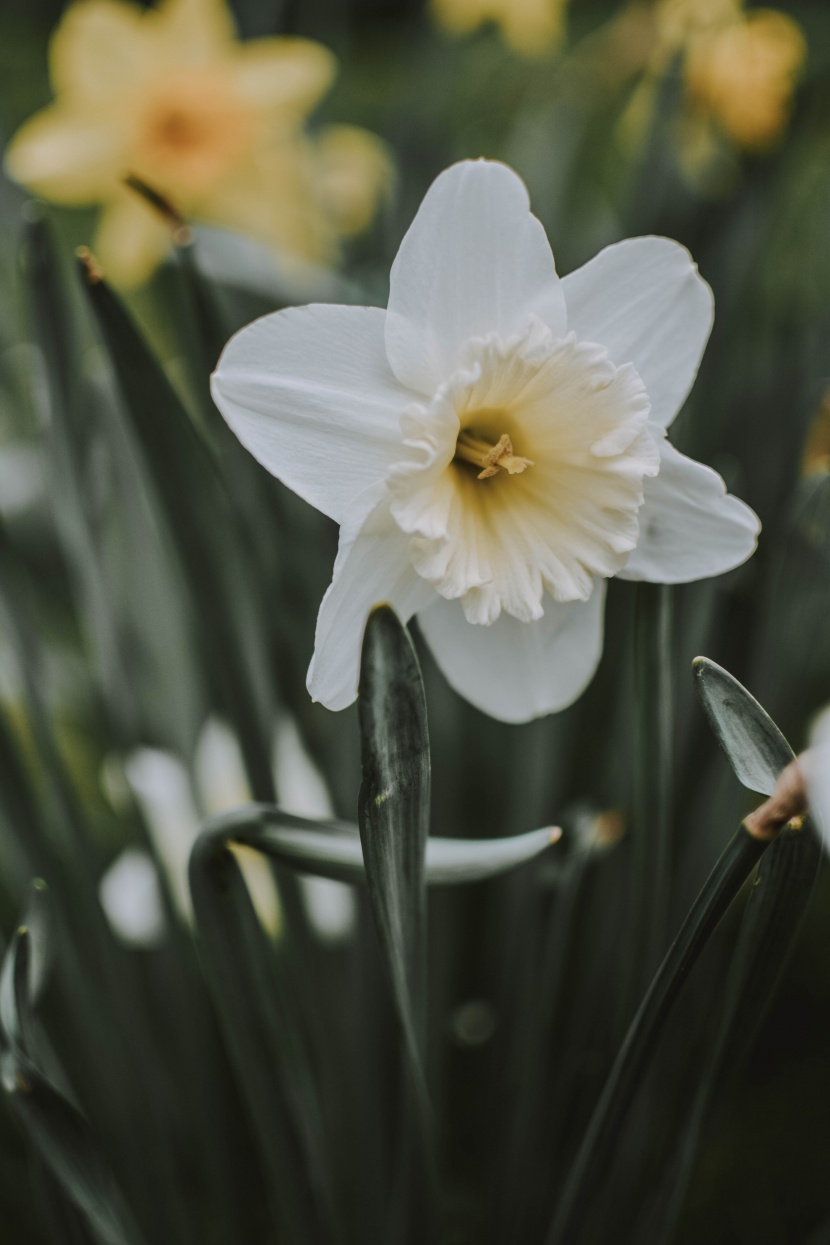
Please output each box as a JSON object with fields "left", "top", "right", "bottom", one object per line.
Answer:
{"left": 0, "top": 1, "right": 830, "bottom": 1243}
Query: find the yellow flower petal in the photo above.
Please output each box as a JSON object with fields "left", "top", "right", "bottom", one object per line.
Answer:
{"left": 49, "top": 0, "right": 155, "bottom": 101}
{"left": 4, "top": 105, "right": 126, "bottom": 203}
{"left": 315, "top": 125, "right": 394, "bottom": 239}
{"left": 685, "top": 9, "right": 806, "bottom": 150}
{"left": 93, "top": 193, "right": 173, "bottom": 286}
{"left": 200, "top": 140, "right": 335, "bottom": 264}
{"left": 432, "top": 0, "right": 567, "bottom": 56}
{"left": 231, "top": 38, "right": 337, "bottom": 117}
{"left": 153, "top": 0, "right": 237, "bottom": 65}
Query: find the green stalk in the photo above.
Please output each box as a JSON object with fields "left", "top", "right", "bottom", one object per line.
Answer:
{"left": 631, "top": 582, "right": 674, "bottom": 995}
{"left": 547, "top": 822, "right": 770, "bottom": 1245}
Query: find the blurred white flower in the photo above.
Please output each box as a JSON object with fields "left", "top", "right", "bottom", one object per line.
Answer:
{"left": 98, "top": 848, "right": 166, "bottom": 948}
{"left": 212, "top": 159, "right": 759, "bottom": 724}
{"left": 125, "top": 747, "right": 200, "bottom": 921}
{"left": 272, "top": 716, "right": 356, "bottom": 943}
{"left": 123, "top": 720, "right": 281, "bottom": 936}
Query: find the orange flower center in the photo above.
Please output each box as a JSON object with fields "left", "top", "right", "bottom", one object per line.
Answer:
{"left": 133, "top": 70, "right": 256, "bottom": 197}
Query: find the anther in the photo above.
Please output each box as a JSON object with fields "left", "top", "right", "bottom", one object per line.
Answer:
{"left": 455, "top": 430, "right": 534, "bottom": 480}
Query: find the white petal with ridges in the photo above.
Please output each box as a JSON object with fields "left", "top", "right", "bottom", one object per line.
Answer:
{"left": 562, "top": 236, "right": 713, "bottom": 429}
{"left": 385, "top": 160, "right": 567, "bottom": 394}
{"left": 212, "top": 305, "right": 412, "bottom": 524}
{"left": 416, "top": 580, "right": 606, "bottom": 723}
{"left": 308, "top": 484, "right": 436, "bottom": 710}
{"left": 619, "top": 440, "right": 760, "bottom": 583}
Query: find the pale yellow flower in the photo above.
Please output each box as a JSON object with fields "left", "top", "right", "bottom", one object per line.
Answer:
{"left": 5, "top": 0, "right": 391, "bottom": 285}
{"left": 684, "top": 9, "right": 806, "bottom": 151}
{"left": 655, "top": 0, "right": 806, "bottom": 153}
{"left": 315, "top": 125, "right": 395, "bottom": 240}
{"left": 431, "top": 0, "right": 568, "bottom": 58}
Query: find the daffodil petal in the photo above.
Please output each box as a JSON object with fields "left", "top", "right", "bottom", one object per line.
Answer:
{"left": 201, "top": 142, "right": 333, "bottom": 262}
{"left": 619, "top": 440, "right": 760, "bottom": 583}
{"left": 212, "top": 304, "right": 413, "bottom": 524}
{"left": 307, "top": 484, "right": 436, "bottom": 711}
{"left": 4, "top": 106, "right": 125, "bottom": 203}
{"left": 385, "top": 160, "right": 567, "bottom": 395}
{"left": 48, "top": 0, "right": 155, "bottom": 100}
{"left": 93, "top": 194, "right": 173, "bottom": 287}
{"left": 416, "top": 580, "right": 606, "bottom": 723}
{"left": 561, "top": 236, "right": 713, "bottom": 430}
{"left": 154, "top": 0, "right": 236, "bottom": 64}
{"left": 231, "top": 39, "right": 337, "bottom": 116}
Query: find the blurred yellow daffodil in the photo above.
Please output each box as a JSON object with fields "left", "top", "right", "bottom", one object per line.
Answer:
{"left": 657, "top": 0, "right": 806, "bottom": 153}
{"left": 431, "top": 0, "right": 569, "bottom": 58}
{"left": 5, "top": 0, "right": 393, "bottom": 285}
{"left": 683, "top": 7, "right": 806, "bottom": 152}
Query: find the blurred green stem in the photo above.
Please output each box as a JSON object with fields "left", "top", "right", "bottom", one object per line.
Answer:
{"left": 631, "top": 583, "right": 674, "bottom": 995}
{"left": 547, "top": 822, "right": 769, "bottom": 1245}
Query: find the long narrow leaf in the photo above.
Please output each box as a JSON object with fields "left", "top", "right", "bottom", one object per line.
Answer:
{"left": 358, "top": 607, "right": 430, "bottom": 1063}
{"left": 357, "top": 606, "right": 438, "bottom": 1240}
{"left": 78, "top": 260, "right": 276, "bottom": 801}
{"left": 188, "top": 830, "right": 342, "bottom": 1245}
{"left": 547, "top": 823, "right": 771, "bottom": 1245}
{"left": 2, "top": 1053, "right": 146, "bottom": 1245}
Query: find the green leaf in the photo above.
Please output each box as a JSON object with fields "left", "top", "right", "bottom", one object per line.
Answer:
{"left": 31, "top": 1158, "right": 102, "bottom": 1245}
{"left": 547, "top": 823, "right": 771, "bottom": 1245}
{"left": 630, "top": 582, "right": 674, "bottom": 995}
{"left": 693, "top": 656, "right": 795, "bottom": 796}
{"left": 637, "top": 817, "right": 822, "bottom": 1244}
{"left": 718, "top": 814, "right": 821, "bottom": 1072}
{"left": 202, "top": 804, "right": 560, "bottom": 886}
{"left": 188, "top": 830, "right": 342, "bottom": 1245}
{"left": 1, "top": 1053, "right": 146, "bottom": 1245}
{"left": 0, "top": 877, "right": 51, "bottom": 1058}
{"left": 358, "top": 607, "right": 430, "bottom": 1062}
{"left": 23, "top": 213, "right": 204, "bottom": 757}
{"left": 357, "top": 606, "right": 438, "bottom": 1236}
{"left": 78, "top": 262, "right": 276, "bottom": 801}
{"left": 0, "top": 925, "right": 31, "bottom": 1055}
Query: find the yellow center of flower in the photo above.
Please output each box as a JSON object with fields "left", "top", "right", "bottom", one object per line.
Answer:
{"left": 134, "top": 71, "right": 255, "bottom": 196}
{"left": 454, "top": 428, "right": 534, "bottom": 479}
{"left": 388, "top": 320, "right": 659, "bottom": 626}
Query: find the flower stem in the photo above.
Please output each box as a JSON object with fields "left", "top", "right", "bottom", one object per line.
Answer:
{"left": 630, "top": 582, "right": 674, "bottom": 997}
{"left": 546, "top": 822, "right": 770, "bottom": 1245}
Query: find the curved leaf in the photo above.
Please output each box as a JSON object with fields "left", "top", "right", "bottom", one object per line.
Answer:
{"left": 693, "top": 657, "right": 795, "bottom": 796}
{"left": 203, "top": 804, "right": 560, "bottom": 886}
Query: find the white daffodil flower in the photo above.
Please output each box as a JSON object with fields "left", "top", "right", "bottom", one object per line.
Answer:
{"left": 212, "top": 159, "right": 759, "bottom": 723}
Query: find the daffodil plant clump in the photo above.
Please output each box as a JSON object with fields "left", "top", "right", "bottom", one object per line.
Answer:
{"left": 1, "top": 1, "right": 829, "bottom": 1244}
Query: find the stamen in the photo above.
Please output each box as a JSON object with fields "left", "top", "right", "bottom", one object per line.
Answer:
{"left": 455, "top": 430, "right": 534, "bottom": 480}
